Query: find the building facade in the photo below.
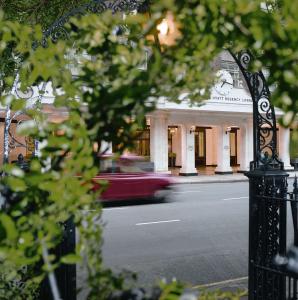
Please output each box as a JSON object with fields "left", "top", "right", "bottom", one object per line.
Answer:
{"left": 146, "top": 97, "right": 294, "bottom": 175}
{"left": 135, "top": 51, "right": 296, "bottom": 175}
{"left": 0, "top": 52, "right": 296, "bottom": 174}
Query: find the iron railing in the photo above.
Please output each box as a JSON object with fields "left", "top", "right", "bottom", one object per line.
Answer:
{"left": 247, "top": 175, "right": 298, "bottom": 300}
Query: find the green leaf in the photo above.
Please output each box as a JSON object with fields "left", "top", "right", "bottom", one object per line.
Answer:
{"left": 0, "top": 214, "right": 18, "bottom": 241}
{"left": 60, "top": 254, "right": 81, "bottom": 264}
{"left": 7, "top": 177, "right": 27, "bottom": 192}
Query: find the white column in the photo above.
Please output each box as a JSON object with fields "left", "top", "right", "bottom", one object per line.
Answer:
{"left": 215, "top": 125, "right": 233, "bottom": 174}
{"left": 239, "top": 119, "right": 253, "bottom": 172}
{"left": 179, "top": 124, "right": 197, "bottom": 176}
{"left": 247, "top": 120, "right": 254, "bottom": 166}
{"left": 150, "top": 114, "right": 169, "bottom": 172}
{"left": 239, "top": 125, "right": 248, "bottom": 172}
{"left": 279, "top": 126, "right": 294, "bottom": 170}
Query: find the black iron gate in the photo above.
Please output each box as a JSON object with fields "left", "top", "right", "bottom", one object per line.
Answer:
{"left": 232, "top": 50, "right": 298, "bottom": 300}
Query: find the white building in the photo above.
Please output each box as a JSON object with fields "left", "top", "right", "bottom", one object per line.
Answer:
{"left": 133, "top": 52, "right": 296, "bottom": 175}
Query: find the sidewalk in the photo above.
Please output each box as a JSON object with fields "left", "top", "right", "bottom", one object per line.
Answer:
{"left": 171, "top": 170, "right": 298, "bottom": 184}
{"left": 193, "top": 276, "right": 248, "bottom": 299}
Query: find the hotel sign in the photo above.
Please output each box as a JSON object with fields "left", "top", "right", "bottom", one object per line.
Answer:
{"left": 211, "top": 95, "right": 252, "bottom": 103}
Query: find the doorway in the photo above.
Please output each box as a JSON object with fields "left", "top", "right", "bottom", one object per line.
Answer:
{"left": 131, "top": 126, "right": 150, "bottom": 156}
{"left": 195, "top": 127, "right": 206, "bottom": 167}
{"left": 229, "top": 128, "right": 238, "bottom": 166}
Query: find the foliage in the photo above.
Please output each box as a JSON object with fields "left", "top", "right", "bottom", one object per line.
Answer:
{"left": 198, "top": 289, "right": 248, "bottom": 300}
{"left": 0, "top": 3, "right": 212, "bottom": 298}
{"left": 0, "top": 8, "right": 166, "bottom": 299}
{"left": 68, "top": 12, "right": 161, "bottom": 153}
{"left": 0, "top": 0, "right": 88, "bottom": 96}
{"left": 0, "top": 0, "right": 89, "bottom": 29}
{"left": 1, "top": 0, "right": 298, "bottom": 299}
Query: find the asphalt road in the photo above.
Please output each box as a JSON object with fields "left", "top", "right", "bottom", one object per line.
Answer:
{"left": 101, "top": 181, "right": 250, "bottom": 288}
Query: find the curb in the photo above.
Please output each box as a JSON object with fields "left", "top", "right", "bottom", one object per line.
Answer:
{"left": 170, "top": 171, "right": 297, "bottom": 185}
{"left": 172, "top": 178, "right": 248, "bottom": 185}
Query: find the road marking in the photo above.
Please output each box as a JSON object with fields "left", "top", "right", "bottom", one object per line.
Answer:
{"left": 136, "top": 219, "right": 180, "bottom": 226}
{"left": 173, "top": 191, "right": 202, "bottom": 194}
{"left": 193, "top": 276, "right": 248, "bottom": 289}
{"left": 222, "top": 196, "right": 248, "bottom": 201}
{"left": 103, "top": 207, "right": 129, "bottom": 211}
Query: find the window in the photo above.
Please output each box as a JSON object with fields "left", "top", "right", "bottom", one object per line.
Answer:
{"left": 133, "top": 126, "right": 150, "bottom": 156}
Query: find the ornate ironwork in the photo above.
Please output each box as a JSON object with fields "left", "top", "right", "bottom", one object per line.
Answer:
{"left": 41, "top": 0, "right": 148, "bottom": 46}
{"left": 2, "top": 74, "right": 22, "bottom": 165}
{"left": 230, "top": 50, "right": 283, "bottom": 171}
{"left": 2, "top": 77, "right": 45, "bottom": 165}
{"left": 248, "top": 174, "right": 288, "bottom": 300}
{"left": 231, "top": 51, "right": 283, "bottom": 170}
{"left": 230, "top": 49, "right": 293, "bottom": 300}
{"left": 245, "top": 177, "right": 298, "bottom": 300}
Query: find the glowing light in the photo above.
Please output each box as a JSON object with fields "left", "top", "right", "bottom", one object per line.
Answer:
{"left": 157, "top": 18, "right": 169, "bottom": 36}
{"left": 155, "top": 12, "right": 180, "bottom": 47}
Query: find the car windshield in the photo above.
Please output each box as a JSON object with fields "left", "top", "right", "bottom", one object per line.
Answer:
{"left": 99, "top": 157, "right": 153, "bottom": 173}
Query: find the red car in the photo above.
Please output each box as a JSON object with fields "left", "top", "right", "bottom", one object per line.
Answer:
{"left": 92, "top": 155, "right": 173, "bottom": 201}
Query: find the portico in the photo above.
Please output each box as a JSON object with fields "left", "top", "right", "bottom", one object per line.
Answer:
{"left": 146, "top": 86, "right": 293, "bottom": 175}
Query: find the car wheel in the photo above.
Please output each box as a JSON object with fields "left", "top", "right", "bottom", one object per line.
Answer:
{"left": 154, "top": 187, "right": 172, "bottom": 202}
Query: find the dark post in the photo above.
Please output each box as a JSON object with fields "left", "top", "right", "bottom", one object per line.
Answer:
{"left": 231, "top": 51, "right": 288, "bottom": 300}
{"left": 39, "top": 218, "right": 76, "bottom": 300}
{"left": 55, "top": 218, "right": 76, "bottom": 300}
{"left": 246, "top": 170, "right": 288, "bottom": 299}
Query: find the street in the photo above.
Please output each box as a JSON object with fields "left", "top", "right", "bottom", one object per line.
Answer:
{"left": 101, "top": 181, "right": 249, "bottom": 288}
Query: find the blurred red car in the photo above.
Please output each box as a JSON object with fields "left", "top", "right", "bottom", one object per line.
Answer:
{"left": 92, "top": 155, "right": 173, "bottom": 201}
